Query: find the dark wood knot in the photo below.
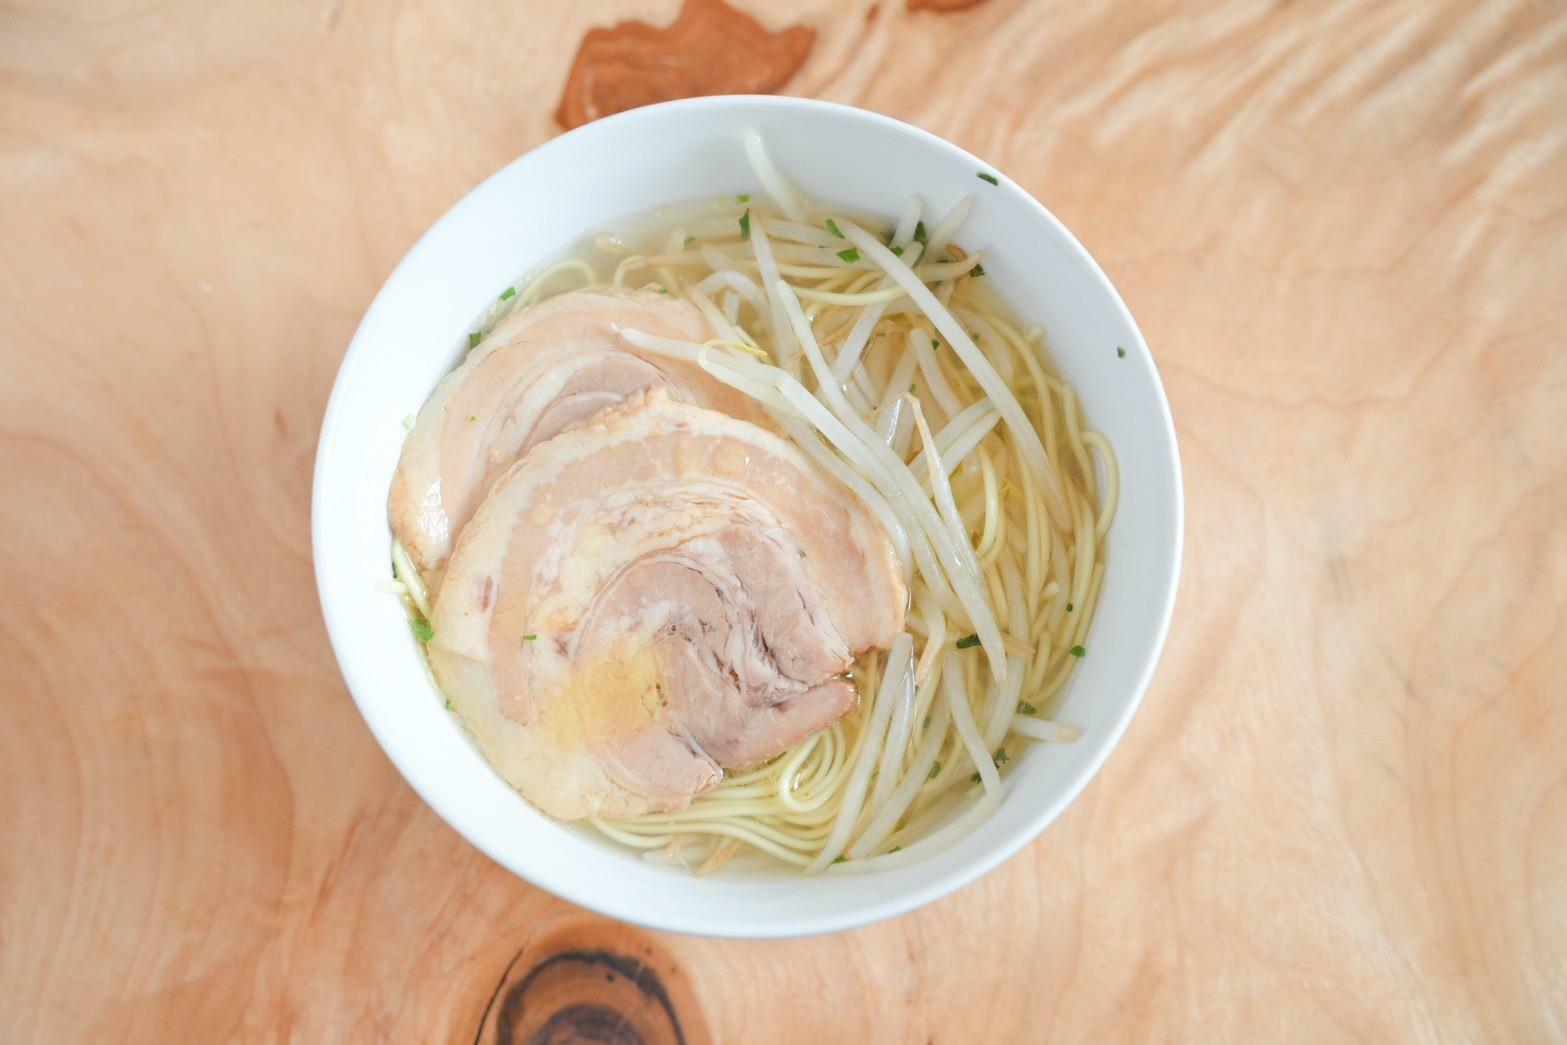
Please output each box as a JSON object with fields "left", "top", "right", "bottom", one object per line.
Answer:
{"left": 554, "top": 0, "right": 815, "bottom": 130}
{"left": 478, "top": 921, "right": 709, "bottom": 1045}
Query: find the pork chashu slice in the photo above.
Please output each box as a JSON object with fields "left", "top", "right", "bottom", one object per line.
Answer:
{"left": 389, "top": 288, "right": 753, "bottom": 591}
{"left": 427, "top": 389, "right": 908, "bottom": 820}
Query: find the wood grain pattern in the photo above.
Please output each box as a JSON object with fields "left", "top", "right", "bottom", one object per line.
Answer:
{"left": 2, "top": 0, "right": 1565, "bottom": 1040}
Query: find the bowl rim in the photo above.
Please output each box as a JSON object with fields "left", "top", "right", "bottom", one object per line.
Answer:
{"left": 312, "top": 94, "right": 1183, "bottom": 938}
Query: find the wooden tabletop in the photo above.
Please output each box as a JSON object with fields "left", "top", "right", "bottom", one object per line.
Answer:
{"left": 3, "top": 0, "right": 1564, "bottom": 1040}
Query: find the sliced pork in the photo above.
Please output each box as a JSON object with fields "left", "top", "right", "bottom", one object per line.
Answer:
{"left": 388, "top": 288, "right": 753, "bottom": 589}
{"left": 426, "top": 390, "right": 908, "bottom": 820}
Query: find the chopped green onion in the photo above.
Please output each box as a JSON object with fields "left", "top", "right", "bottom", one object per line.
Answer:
{"left": 836, "top": 248, "right": 860, "bottom": 263}
{"left": 890, "top": 846, "right": 902, "bottom": 853}
{"left": 523, "top": 633, "right": 538, "bottom": 642}
{"left": 468, "top": 414, "right": 477, "bottom": 422}
{"left": 922, "top": 714, "right": 931, "bottom": 728}
{"left": 683, "top": 235, "right": 695, "bottom": 247}
{"left": 869, "top": 769, "right": 879, "bottom": 779}
{"left": 736, "top": 193, "right": 751, "bottom": 203}
{"left": 955, "top": 634, "right": 980, "bottom": 649}
{"left": 909, "top": 383, "right": 918, "bottom": 394}
{"left": 1070, "top": 645, "right": 1086, "bottom": 657}
{"left": 411, "top": 619, "right": 434, "bottom": 642}
{"left": 833, "top": 855, "right": 846, "bottom": 863}
{"left": 973, "top": 748, "right": 1010, "bottom": 783}
{"left": 467, "top": 331, "right": 482, "bottom": 349}
{"left": 931, "top": 338, "right": 940, "bottom": 351}
{"left": 1018, "top": 701, "right": 1037, "bottom": 715}
{"left": 977, "top": 171, "right": 999, "bottom": 185}
{"left": 1066, "top": 602, "right": 1074, "bottom": 612}
{"left": 825, "top": 218, "right": 844, "bottom": 238}
{"left": 739, "top": 208, "right": 751, "bottom": 241}
{"left": 971, "top": 263, "right": 986, "bottom": 277}
{"left": 928, "top": 760, "right": 942, "bottom": 779}
{"left": 913, "top": 220, "right": 928, "bottom": 245}
{"left": 1117, "top": 346, "right": 1127, "bottom": 358}
{"left": 891, "top": 245, "right": 904, "bottom": 257}
{"left": 444, "top": 698, "right": 453, "bottom": 710}
{"left": 499, "top": 286, "right": 516, "bottom": 300}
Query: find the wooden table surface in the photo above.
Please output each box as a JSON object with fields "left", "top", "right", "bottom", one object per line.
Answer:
{"left": 3, "top": 0, "right": 1564, "bottom": 1040}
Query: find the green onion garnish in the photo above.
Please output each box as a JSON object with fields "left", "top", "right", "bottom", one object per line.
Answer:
{"left": 833, "top": 855, "right": 846, "bottom": 863}
{"left": 739, "top": 208, "right": 751, "bottom": 241}
{"left": 411, "top": 619, "right": 434, "bottom": 642}
{"left": 1117, "top": 346, "right": 1126, "bottom": 358}
{"left": 931, "top": 338, "right": 940, "bottom": 351}
{"left": 1070, "top": 645, "right": 1086, "bottom": 657}
{"left": 977, "top": 171, "right": 999, "bottom": 185}
{"left": 1066, "top": 602, "right": 1074, "bottom": 612}
{"left": 825, "top": 218, "right": 844, "bottom": 238}
{"left": 444, "top": 698, "right": 453, "bottom": 710}
{"left": 928, "top": 760, "right": 942, "bottom": 779}
{"left": 683, "top": 234, "right": 695, "bottom": 247}
{"left": 522, "top": 633, "right": 538, "bottom": 642}
{"left": 1018, "top": 701, "right": 1036, "bottom": 715}
{"left": 837, "top": 248, "right": 860, "bottom": 263}
{"left": 913, "top": 221, "right": 928, "bottom": 244}
{"left": 736, "top": 193, "right": 750, "bottom": 203}
{"left": 891, "top": 245, "right": 904, "bottom": 257}
{"left": 994, "top": 748, "right": 1010, "bottom": 766}
{"left": 955, "top": 634, "right": 980, "bottom": 649}
{"left": 971, "top": 263, "right": 986, "bottom": 277}
{"left": 499, "top": 286, "right": 516, "bottom": 300}
{"left": 467, "top": 331, "right": 482, "bottom": 349}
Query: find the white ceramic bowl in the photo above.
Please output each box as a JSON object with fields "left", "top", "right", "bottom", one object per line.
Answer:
{"left": 313, "top": 96, "right": 1181, "bottom": 939}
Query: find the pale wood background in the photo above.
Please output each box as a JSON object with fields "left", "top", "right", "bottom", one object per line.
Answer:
{"left": 3, "top": 0, "right": 1565, "bottom": 1041}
